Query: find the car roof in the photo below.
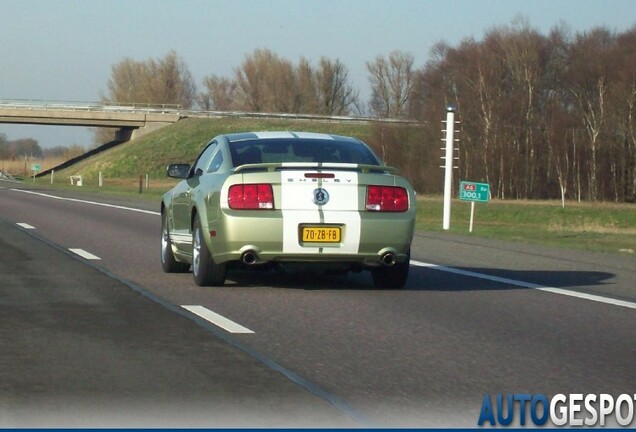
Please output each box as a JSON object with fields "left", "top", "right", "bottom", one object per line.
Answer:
{"left": 224, "top": 131, "right": 361, "bottom": 143}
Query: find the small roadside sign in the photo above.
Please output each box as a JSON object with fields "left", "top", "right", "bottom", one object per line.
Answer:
{"left": 459, "top": 181, "right": 490, "bottom": 202}
{"left": 459, "top": 180, "right": 490, "bottom": 233}
{"left": 30, "top": 163, "right": 41, "bottom": 183}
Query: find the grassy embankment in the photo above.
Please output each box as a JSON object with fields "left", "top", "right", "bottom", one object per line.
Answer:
{"left": 16, "top": 117, "right": 636, "bottom": 256}
{"left": 28, "top": 117, "right": 374, "bottom": 199}
{"left": 417, "top": 197, "right": 635, "bottom": 254}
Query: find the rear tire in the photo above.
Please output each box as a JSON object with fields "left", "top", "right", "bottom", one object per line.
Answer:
{"left": 371, "top": 251, "right": 410, "bottom": 289}
{"left": 161, "top": 211, "right": 189, "bottom": 273}
{"left": 192, "top": 214, "right": 226, "bottom": 286}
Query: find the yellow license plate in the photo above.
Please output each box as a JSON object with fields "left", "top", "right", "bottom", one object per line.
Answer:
{"left": 301, "top": 226, "right": 341, "bottom": 243}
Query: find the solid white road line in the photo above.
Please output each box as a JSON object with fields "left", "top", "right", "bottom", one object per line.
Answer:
{"left": 181, "top": 305, "right": 255, "bottom": 334}
{"left": 16, "top": 223, "right": 36, "bottom": 229}
{"left": 411, "top": 260, "right": 636, "bottom": 310}
{"left": 69, "top": 248, "right": 101, "bottom": 260}
{"left": 10, "top": 189, "right": 160, "bottom": 216}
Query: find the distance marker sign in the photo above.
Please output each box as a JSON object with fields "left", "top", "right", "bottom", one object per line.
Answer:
{"left": 459, "top": 181, "right": 490, "bottom": 202}
{"left": 459, "top": 181, "right": 490, "bottom": 233}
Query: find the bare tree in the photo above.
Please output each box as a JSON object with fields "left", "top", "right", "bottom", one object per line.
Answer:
{"left": 314, "top": 57, "right": 359, "bottom": 115}
{"left": 367, "top": 50, "right": 415, "bottom": 118}
{"left": 0, "top": 134, "right": 8, "bottom": 159}
{"left": 199, "top": 75, "right": 238, "bottom": 111}
{"left": 104, "top": 58, "right": 145, "bottom": 103}
{"left": 294, "top": 57, "right": 318, "bottom": 113}
{"left": 0, "top": 138, "right": 42, "bottom": 159}
{"left": 103, "top": 50, "right": 196, "bottom": 108}
{"left": 499, "top": 19, "right": 546, "bottom": 197}
{"left": 98, "top": 51, "right": 197, "bottom": 145}
{"left": 234, "top": 49, "right": 296, "bottom": 112}
{"left": 149, "top": 51, "right": 197, "bottom": 108}
{"left": 231, "top": 49, "right": 360, "bottom": 116}
{"left": 565, "top": 28, "right": 613, "bottom": 200}
{"left": 610, "top": 27, "right": 636, "bottom": 202}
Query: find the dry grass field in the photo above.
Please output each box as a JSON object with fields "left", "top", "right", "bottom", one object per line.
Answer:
{"left": 0, "top": 157, "right": 67, "bottom": 176}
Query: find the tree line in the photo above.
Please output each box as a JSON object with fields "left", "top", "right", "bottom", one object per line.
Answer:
{"left": 101, "top": 20, "right": 636, "bottom": 202}
{"left": 101, "top": 49, "right": 416, "bottom": 118}
{"left": 0, "top": 133, "right": 84, "bottom": 160}
{"left": 0, "top": 135, "right": 41, "bottom": 159}
{"left": 410, "top": 20, "right": 636, "bottom": 202}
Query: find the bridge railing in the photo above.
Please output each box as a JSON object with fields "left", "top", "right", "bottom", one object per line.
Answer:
{"left": 0, "top": 99, "right": 183, "bottom": 114}
{"left": 0, "top": 99, "right": 424, "bottom": 125}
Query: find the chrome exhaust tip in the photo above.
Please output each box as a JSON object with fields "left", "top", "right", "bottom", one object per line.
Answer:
{"left": 241, "top": 250, "right": 258, "bottom": 265}
{"left": 380, "top": 252, "right": 396, "bottom": 267}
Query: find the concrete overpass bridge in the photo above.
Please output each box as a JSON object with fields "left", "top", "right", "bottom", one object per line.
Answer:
{"left": 0, "top": 98, "right": 422, "bottom": 179}
{"left": 0, "top": 99, "right": 421, "bottom": 140}
{"left": 0, "top": 99, "right": 184, "bottom": 141}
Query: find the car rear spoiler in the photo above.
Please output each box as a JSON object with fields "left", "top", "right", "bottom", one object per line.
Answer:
{"left": 232, "top": 162, "right": 400, "bottom": 175}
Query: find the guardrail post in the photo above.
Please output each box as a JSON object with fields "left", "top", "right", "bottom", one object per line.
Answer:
{"left": 51, "top": 169, "right": 54, "bottom": 184}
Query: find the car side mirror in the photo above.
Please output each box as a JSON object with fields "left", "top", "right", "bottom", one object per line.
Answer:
{"left": 166, "top": 163, "right": 191, "bottom": 179}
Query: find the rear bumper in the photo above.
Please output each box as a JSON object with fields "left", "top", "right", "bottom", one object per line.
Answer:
{"left": 204, "top": 209, "right": 415, "bottom": 266}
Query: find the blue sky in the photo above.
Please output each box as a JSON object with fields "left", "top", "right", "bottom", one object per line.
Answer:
{"left": 1, "top": 0, "right": 635, "bottom": 148}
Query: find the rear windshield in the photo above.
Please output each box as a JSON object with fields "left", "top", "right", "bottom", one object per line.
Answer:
{"left": 229, "top": 138, "right": 381, "bottom": 167}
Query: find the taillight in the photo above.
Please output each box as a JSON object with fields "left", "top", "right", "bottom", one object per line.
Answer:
{"left": 228, "top": 184, "right": 274, "bottom": 210}
{"left": 366, "top": 186, "right": 408, "bottom": 212}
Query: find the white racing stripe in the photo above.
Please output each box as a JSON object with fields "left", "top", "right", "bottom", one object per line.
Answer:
{"left": 412, "top": 260, "right": 636, "bottom": 310}
{"left": 292, "top": 132, "right": 335, "bottom": 140}
{"left": 16, "top": 223, "right": 36, "bottom": 229}
{"left": 10, "top": 189, "right": 160, "bottom": 216}
{"left": 280, "top": 170, "right": 361, "bottom": 254}
{"left": 254, "top": 131, "right": 295, "bottom": 139}
{"left": 181, "top": 305, "right": 254, "bottom": 334}
{"left": 69, "top": 248, "right": 101, "bottom": 260}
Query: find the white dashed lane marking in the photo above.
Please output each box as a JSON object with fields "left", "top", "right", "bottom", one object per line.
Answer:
{"left": 16, "top": 223, "right": 36, "bottom": 229}
{"left": 182, "top": 305, "right": 255, "bottom": 334}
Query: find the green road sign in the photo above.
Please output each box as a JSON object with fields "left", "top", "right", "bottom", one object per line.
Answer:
{"left": 31, "top": 164, "right": 41, "bottom": 172}
{"left": 459, "top": 181, "right": 490, "bottom": 202}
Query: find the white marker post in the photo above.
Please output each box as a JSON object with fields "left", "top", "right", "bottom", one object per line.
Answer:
{"left": 442, "top": 106, "right": 456, "bottom": 230}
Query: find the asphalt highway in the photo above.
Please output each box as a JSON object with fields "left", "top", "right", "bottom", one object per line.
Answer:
{"left": 1, "top": 181, "right": 635, "bottom": 427}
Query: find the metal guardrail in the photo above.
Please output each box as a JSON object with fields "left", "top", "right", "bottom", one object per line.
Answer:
{"left": 0, "top": 99, "right": 182, "bottom": 114}
{"left": 0, "top": 98, "right": 424, "bottom": 125}
{"left": 185, "top": 109, "right": 422, "bottom": 125}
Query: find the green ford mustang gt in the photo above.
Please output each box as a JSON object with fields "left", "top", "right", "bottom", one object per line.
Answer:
{"left": 161, "top": 131, "right": 416, "bottom": 289}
